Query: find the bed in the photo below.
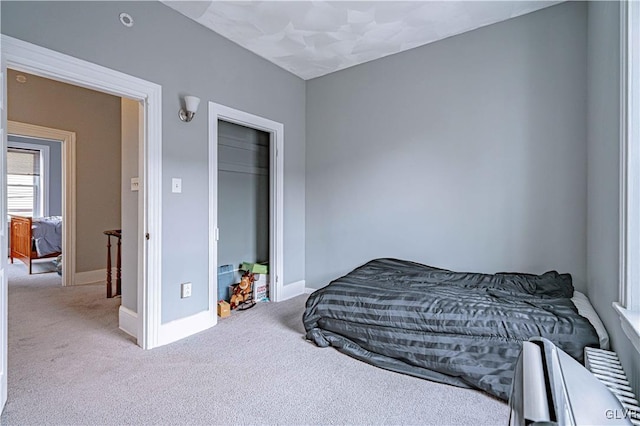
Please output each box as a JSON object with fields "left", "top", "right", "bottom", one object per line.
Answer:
{"left": 303, "top": 258, "right": 603, "bottom": 401}
{"left": 10, "top": 215, "right": 62, "bottom": 274}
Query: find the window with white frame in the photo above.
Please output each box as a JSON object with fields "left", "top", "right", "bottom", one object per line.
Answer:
{"left": 6, "top": 147, "right": 43, "bottom": 219}
{"left": 617, "top": 0, "right": 640, "bottom": 352}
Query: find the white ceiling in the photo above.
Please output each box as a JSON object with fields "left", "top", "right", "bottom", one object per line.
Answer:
{"left": 162, "top": 1, "right": 561, "bottom": 80}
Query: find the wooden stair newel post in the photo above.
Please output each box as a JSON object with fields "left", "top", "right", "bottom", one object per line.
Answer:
{"left": 106, "top": 233, "right": 113, "bottom": 298}
{"left": 116, "top": 236, "right": 122, "bottom": 297}
{"left": 103, "top": 230, "right": 122, "bottom": 298}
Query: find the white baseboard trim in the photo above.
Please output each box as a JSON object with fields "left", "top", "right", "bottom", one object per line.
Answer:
{"left": 119, "top": 306, "right": 138, "bottom": 338}
{"left": 157, "top": 310, "right": 216, "bottom": 347}
{"left": 304, "top": 287, "right": 315, "bottom": 294}
{"left": 280, "top": 280, "right": 306, "bottom": 301}
{"left": 74, "top": 269, "right": 107, "bottom": 285}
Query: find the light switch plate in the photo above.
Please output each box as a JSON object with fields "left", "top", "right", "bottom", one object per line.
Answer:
{"left": 130, "top": 177, "right": 139, "bottom": 192}
{"left": 172, "top": 178, "right": 182, "bottom": 193}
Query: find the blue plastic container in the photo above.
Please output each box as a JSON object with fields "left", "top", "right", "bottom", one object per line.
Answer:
{"left": 218, "top": 265, "right": 236, "bottom": 302}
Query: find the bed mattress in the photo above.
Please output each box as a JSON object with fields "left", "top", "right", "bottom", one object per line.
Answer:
{"left": 32, "top": 216, "right": 62, "bottom": 257}
{"left": 303, "top": 258, "right": 600, "bottom": 401}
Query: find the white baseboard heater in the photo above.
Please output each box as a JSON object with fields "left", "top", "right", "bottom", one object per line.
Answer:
{"left": 585, "top": 347, "right": 640, "bottom": 426}
{"left": 509, "top": 338, "right": 635, "bottom": 425}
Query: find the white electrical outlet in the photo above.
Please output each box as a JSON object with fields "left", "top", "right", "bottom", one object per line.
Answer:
{"left": 181, "top": 282, "right": 192, "bottom": 298}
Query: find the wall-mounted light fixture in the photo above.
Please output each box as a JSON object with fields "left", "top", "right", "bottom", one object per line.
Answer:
{"left": 179, "top": 95, "right": 201, "bottom": 122}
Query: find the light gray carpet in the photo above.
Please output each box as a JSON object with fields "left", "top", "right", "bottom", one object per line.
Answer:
{"left": 1, "top": 263, "right": 508, "bottom": 425}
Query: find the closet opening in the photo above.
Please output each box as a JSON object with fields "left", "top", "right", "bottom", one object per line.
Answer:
{"left": 217, "top": 120, "right": 270, "bottom": 310}
{"left": 209, "top": 102, "right": 284, "bottom": 317}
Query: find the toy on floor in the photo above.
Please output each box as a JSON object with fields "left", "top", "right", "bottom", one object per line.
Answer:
{"left": 230, "top": 272, "right": 256, "bottom": 310}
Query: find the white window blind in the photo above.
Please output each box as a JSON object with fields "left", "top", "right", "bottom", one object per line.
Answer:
{"left": 7, "top": 148, "right": 41, "bottom": 218}
{"left": 7, "top": 148, "right": 40, "bottom": 176}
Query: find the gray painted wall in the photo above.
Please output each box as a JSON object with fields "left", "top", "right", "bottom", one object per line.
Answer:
{"left": 7, "top": 135, "right": 62, "bottom": 217}
{"left": 587, "top": 1, "right": 639, "bottom": 397}
{"left": 306, "top": 2, "right": 588, "bottom": 291}
{"left": 7, "top": 69, "right": 122, "bottom": 273}
{"left": 1, "top": 1, "right": 306, "bottom": 323}
{"left": 218, "top": 120, "right": 269, "bottom": 269}
{"left": 121, "top": 98, "right": 139, "bottom": 312}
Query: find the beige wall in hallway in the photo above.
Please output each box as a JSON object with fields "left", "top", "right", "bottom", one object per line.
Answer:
{"left": 7, "top": 69, "right": 121, "bottom": 273}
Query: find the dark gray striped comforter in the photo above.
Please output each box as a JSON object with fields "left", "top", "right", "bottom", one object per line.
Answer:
{"left": 303, "top": 258, "right": 600, "bottom": 401}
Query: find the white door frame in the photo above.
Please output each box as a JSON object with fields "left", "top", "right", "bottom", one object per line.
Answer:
{"left": 1, "top": 65, "right": 8, "bottom": 411}
{"left": 7, "top": 121, "right": 76, "bottom": 287}
{"left": 1, "top": 35, "right": 163, "bottom": 350}
{"left": 208, "top": 102, "right": 284, "bottom": 313}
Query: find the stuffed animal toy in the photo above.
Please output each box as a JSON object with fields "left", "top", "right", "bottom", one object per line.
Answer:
{"left": 230, "top": 272, "right": 255, "bottom": 310}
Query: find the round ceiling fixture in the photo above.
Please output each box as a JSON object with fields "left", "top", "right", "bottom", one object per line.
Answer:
{"left": 16, "top": 75, "right": 27, "bottom": 84}
{"left": 119, "top": 12, "right": 134, "bottom": 28}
